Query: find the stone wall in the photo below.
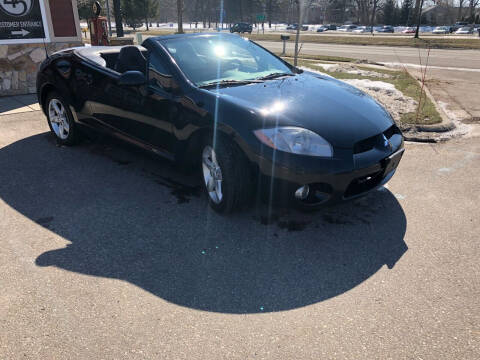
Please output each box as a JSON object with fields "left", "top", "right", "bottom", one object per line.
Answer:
{"left": 0, "top": 42, "right": 83, "bottom": 96}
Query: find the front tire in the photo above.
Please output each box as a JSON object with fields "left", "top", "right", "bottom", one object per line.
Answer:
{"left": 45, "top": 92, "right": 79, "bottom": 145}
{"left": 200, "top": 136, "right": 252, "bottom": 213}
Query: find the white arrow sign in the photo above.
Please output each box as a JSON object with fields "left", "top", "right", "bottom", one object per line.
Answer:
{"left": 11, "top": 29, "right": 30, "bottom": 37}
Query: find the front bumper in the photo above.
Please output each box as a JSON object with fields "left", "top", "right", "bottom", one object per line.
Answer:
{"left": 251, "top": 134, "right": 404, "bottom": 206}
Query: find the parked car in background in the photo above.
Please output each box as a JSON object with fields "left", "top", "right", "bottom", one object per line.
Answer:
{"left": 337, "top": 25, "right": 358, "bottom": 32}
{"left": 319, "top": 24, "right": 337, "bottom": 31}
{"left": 127, "top": 22, "right": 144, "bottom": 30}
{"left": 432, "top": 26, "right": 450, "bottom": 34}
{"left": 402, "top": 27, "right": 416, "bottom": 34}
{"left": 230, "top": 23, "right": 252, "bottom": 34}
{"left": 376, "top": 25, "right": 395, "bottom": 33}
{"left": 450, "top": 21, "right": 469, "bottom": 33}
{"left": 353, "top": 26, "right": 372, "bottom": 33}
{"left": 36, "top": 33, "right": 404, "bottom": 213}
{"left": 423, "top": 26, "right": 435, "bottom": 32}
{"left": 455, "top": 26, "right": 473, "bottom": 34}
{"left": 287, "top": 24, "right": 308, "bottom": 31}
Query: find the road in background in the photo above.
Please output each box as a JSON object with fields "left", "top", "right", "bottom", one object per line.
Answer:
{"left": 258, "top": 41, "right": 480, "bottom": 69}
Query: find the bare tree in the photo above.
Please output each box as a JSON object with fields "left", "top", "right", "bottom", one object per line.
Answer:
{"left": 177, "top": 0, "right": 184, "bottom": 33}
{"left": 293, "top": 0, "right": 315, "bottom": 66}
{"left": 113, "top": 0, "right": 124, "bottom": 37}
{"left": 414, "top": 0, "right": 425, "bottom": 38}
{"left": 458, "top": 0, "right": 467, "bottom": 20}
{"left": 370, "top": 0, "right": 380, "bottom": 34}
{"left": 469, "top": 0, "right": 480, "bottom": 20}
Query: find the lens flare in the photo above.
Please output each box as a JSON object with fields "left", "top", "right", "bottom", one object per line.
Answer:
{"left": 213, "top": 45, "right": 225, "bottom": 57}
{"left": 260, "top": 101, "right": 286, "bottom": 116}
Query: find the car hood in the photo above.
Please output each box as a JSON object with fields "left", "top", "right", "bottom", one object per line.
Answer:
{"left": 212, "top": 72, "right": 394, "bottom": 148}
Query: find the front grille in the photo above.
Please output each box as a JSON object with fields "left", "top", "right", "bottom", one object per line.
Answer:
{"left": 353, "top": 134, "right": 378, "bottom": 154}
{"left": 353, "top": 125, "right": 400, "bottom": 154}
{"left": 344, "top": 170, "right": 384, "bottom": 198}
{"left": 383, "top": 124, "right": 401, "bottom": 139}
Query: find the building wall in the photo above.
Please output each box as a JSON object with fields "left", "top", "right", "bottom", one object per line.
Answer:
{"left": 0, "top": 42, "right": 82, "bottom": 96}
{"left": 0, "top": 0, "right": 81, "bottom": 96}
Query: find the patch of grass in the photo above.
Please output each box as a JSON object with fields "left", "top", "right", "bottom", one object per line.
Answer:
{"left": 248, "top": 33, "right": 480, "bottom": 50}
{"left": 291, "top": 59, "right": 442, "bottom": 125}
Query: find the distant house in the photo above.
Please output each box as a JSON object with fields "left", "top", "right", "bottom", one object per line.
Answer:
{"left": 422, "top": 5, "right": 479, "bottom": 25}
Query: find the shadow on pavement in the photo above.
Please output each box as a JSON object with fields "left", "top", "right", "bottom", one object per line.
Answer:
{"left": 0, "top": 133, "right": 408, "bottom": 313}
{"left": 0, "top": 95, "right": 39, "bottom": 114}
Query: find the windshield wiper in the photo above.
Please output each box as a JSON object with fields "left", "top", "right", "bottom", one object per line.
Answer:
{"left": 199, "top": 79, "right": 264, "bottom": 89}
{"left": 256, "top": 72, "right": 295, "bottom": 80}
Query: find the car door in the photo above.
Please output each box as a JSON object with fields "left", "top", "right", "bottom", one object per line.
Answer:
{"left": 88, "top": 48, "right": 177, "bottom": 155}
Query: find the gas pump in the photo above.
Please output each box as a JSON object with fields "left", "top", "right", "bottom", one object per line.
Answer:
{"left": 89, "top": 1, "right": 109, "bottom": 46}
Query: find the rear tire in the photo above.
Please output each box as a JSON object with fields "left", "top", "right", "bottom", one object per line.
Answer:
{"left": 200, "top": 135, "right": 253, "bottom": 214}
{"left": 45, "top": 92, "right": 80, "bottom": 146}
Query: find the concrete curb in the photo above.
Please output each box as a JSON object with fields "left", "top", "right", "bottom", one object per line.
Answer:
{"left": 398, "top": 68, "right": 456, "bottom": 134}
{"left": 356, "top": 64, "right": 456, "bottom": 141}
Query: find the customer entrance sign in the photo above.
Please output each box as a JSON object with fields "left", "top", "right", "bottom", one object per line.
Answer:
{"left": 0, "top": 0, "right": 50, "bottom": 44}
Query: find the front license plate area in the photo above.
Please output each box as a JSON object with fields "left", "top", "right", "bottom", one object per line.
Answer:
{"left": 382, "top": 148, "right": 405, "bottom": 175}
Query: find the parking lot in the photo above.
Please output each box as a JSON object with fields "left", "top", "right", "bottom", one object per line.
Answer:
{"left": 1, "top": 103, "right": 479, "bottom": 358}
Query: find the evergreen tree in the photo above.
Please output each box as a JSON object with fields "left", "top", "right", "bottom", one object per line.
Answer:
{"left": 400, "top": 0, "right": 413, "bottom": 25}
{"left": 122, "top": 0, "right": 144, "bottom": 29}
{"left": 383, "top": 0, "right": 395, "bottom": 25}
{"left": 121, "top": 0, "right": 157, "bottom": 30}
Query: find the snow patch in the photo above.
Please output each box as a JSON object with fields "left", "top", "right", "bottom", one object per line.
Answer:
{"left": 299, "top": 66, "right": 334, "bottom": 78}
{"left": 435, "top": 101, "right": 473, "bottom": 140}
{"left": 315, "top": 63, "right": 392, "bottom": 78}
{"left": 344, "top": 79, "right": 418, "bottom": 123}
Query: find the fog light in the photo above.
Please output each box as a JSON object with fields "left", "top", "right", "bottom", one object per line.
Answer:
{"left": 295, "top": 185, "right": 310, "bottom": 200}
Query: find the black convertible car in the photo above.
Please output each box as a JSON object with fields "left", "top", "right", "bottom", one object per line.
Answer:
{"left": 37, "top": 33, "right": 404, "bottom": 213}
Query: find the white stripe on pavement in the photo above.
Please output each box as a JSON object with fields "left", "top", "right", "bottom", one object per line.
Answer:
{"left": 380, "top": 62, "right": 480, "bottom": 73}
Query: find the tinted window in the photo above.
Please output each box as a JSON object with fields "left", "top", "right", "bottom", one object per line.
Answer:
{"left": 149, "top": 52, "right": 170, "bottom": 75}
{"left": 160, "top": 35, "right": 293, "bottom": 86}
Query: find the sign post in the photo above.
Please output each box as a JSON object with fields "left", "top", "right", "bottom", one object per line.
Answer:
{"left": 256, "top": 14, "right": 265, "bottom": 35}
{"left": 0, "top": 0, "right": 50, "bottom": 44}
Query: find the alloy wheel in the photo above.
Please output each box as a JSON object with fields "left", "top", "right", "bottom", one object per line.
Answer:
{"left": 202, "top": 145, "right": 223, "bottom": 204}
{"left": 48, "top": 99, "right": 70, "bottom": 140}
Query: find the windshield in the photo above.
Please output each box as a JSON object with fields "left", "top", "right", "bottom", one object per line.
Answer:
{"left": 161, "top": 35, "right": 293, "bottom": 87}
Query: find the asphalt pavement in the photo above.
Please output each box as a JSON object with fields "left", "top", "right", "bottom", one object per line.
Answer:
{"left": 1, "top": 109, "right": 479, "bottom": 359}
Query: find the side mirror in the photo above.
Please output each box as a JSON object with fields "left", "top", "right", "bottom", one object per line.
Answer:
{"left": 118, "top": 71, "right": 146, "bottom": 86}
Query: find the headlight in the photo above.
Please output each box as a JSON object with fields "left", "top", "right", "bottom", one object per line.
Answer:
{"left": 254, "top": 127, "right": 333, "bottom": 157}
